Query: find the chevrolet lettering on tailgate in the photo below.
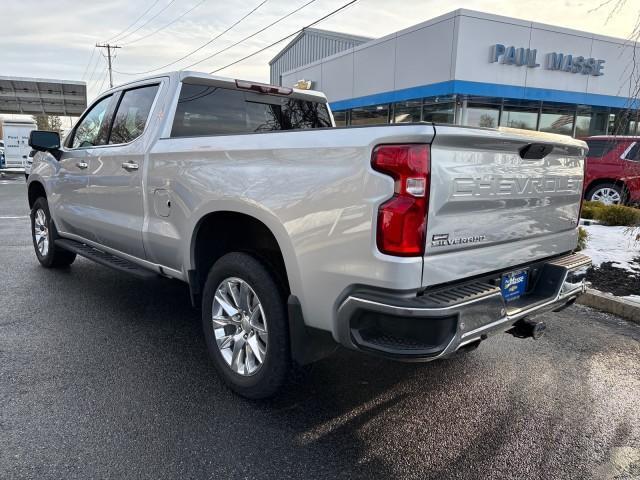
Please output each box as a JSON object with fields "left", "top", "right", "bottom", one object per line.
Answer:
{"left": 451, "top": 175, "right": 583, "bottom": 198}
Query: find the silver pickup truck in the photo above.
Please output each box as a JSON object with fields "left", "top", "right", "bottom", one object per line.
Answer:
{"left": 27, "top": 71, "right": 591, "bottom": 398}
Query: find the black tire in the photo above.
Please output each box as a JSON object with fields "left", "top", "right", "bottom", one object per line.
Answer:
{"left": 586, "top": 182, "right": 626, "bottom": 205}
{"left": 201, "top": 252, "right": 290, "bottom": 399}
{"left": 30, "top": 197, "right": 77, "bottom": 268}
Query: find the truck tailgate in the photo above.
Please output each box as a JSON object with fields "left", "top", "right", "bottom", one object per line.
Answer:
{"left": 422, "top": 125, "right": 586, "bottom": 288}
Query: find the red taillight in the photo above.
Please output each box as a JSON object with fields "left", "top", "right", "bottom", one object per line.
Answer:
{"left": 578, "top": 152, "right": 587, "bottom": 224}
{"left": 372, "top": 144, "right": 430, "bottom": 256}
{"left": 235, "top": 79, "right": 292, "bottom": 95}
{"left": 577, "top": 191, "right": 585, "bottom": 225}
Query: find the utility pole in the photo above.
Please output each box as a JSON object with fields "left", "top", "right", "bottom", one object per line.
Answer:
{"left": 95, "top": 43, "right": 121, "bottom": 89}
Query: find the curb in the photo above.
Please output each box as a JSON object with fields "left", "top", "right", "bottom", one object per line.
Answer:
{"left": 577, "top": 288, "right": 640, "bottom": 325}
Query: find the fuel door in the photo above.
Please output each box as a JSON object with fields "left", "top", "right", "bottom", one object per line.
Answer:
{"left": 153, "top": 188, "right": 172, "bottom": 217}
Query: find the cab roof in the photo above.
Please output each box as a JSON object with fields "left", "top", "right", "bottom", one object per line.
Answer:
{"left": 102, "top": 71, "right": 328, "bottom": 103}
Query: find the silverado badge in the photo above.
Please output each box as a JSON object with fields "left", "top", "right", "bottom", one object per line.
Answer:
{"left": 431, "top": 233, "right": 487, "bottom": 247}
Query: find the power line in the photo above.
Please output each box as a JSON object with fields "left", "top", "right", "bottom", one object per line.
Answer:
{"left": 97, "top": 68, "right": 109, "bottom": 93}
{"left": 81, "top": 46, "right": 97, "bottom": 80}
{"left": 86, "top": 64, "right": 108, "bottom": 100}
{"left": 182, "top": 0, "right": 315, "bottom": 70}
{"left": 113, "top": 0, "right": 269, "bottom": 76}
{"left": 210, "top": 0, "right": 358, "bottom": 74}
{"left": 122, "top": 0, "right": 209, "bottom": 46}
{"left": 87, "top": 64, "right": 107, "bottom": 100}
{"left": 116, "top": 0, "right": 179, "bottom": 44}
{"left": 96, "top": 43, "right": 122, "bottom": 88}
{"left": 86, "top": 52, "right": 104, "bottom": 86}
{"left": 104, "top": 0, "right": 162, "bottom": 43}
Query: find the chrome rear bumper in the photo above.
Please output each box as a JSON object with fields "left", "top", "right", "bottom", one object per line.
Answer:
{"left": 336, "top": 252, "right": 591, "bottom": 360}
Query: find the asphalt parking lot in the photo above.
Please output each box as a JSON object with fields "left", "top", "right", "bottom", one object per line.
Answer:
{"left": 1, "top": 176, "right": 639, "bottom": 480}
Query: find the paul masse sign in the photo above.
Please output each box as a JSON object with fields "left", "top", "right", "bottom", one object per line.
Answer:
{"left": 490, "top": 44, "right": 605, "bottom": 76}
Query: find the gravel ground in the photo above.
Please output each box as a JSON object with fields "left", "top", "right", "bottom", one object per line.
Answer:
{"left": 1, "top": 178, "right": 639, "bottom": 480}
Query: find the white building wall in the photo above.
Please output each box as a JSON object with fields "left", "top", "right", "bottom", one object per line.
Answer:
{"left": 394, "top": 17, "right": 456, "bottom": 90}
{"left": 523, "top": 26, "right": 593, "bottom": 93}
{"left": 453, "top": 11, "right": 629, "bottom": 98}
{"left": 353, "top": 38, "right": 396, "bottom": 97}
{"left": 280, "top": 9, "right": 639, "bottom": 106}
{"left": 587, "top": 39, "right": 634, "bottom": 97}
{"left": 281, "top": 12, "right": 459, "bottom": 102}
{"left": 453, "top": 13, "right": 531, "bottom": 88}
{"left": 320, "top": 53, "right": 354, "bottom": 101}
{"left": 269, "top": 30, "right": 369, "bottom": 85}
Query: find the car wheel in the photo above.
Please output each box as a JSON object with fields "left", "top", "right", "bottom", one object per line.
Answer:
{"left": 201, "top": 252, "right": 290, "bottom": 399}
{"left": 30, "top": 197, "right": 77, "bottom": 268}
{"left": 587, "top": 183, "right": 625, "bottom": 205}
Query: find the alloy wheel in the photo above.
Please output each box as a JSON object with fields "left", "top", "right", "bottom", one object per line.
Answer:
{"left": 212, "top": 277, "right": 268, "bottom": 376}
{"left": 591, "top": 187, "right": 622, "bottom": 205}
{"left": 34, "top": 208, "right": 49, "bottom": 256}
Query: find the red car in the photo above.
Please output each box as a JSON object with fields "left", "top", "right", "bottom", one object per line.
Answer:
{"left": 583, "top": 136, "right": 640, "bottom": 205}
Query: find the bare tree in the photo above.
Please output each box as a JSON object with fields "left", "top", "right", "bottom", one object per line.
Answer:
{"left": 32, "top": 115, "right": 63, "bottom": 133}
{"left": 595, "top": 0, "right": 640, "bottom": 136}
{"left": 590, "top": 1, "right": 640, "bottom": 237}
{"left": 479, "top": 114, "right": 496, "bottom": 128}
{"left": 251, "top": 99, "right": 332, "bottom": 132}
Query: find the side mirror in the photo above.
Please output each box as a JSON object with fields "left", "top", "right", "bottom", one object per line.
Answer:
{"left": 28, "top": 130, "right": 61, "bottom": 152}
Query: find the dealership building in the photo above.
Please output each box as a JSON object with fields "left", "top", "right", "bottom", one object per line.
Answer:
{"left": 270, "top": 9, "right": 640, "bottom": 137}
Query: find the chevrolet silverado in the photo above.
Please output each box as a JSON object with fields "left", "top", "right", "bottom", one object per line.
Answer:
{"left": 26, "top": 71, "right": 591, "bottom": 398}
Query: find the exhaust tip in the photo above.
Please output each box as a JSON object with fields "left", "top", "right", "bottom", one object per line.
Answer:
{"left": 508, "top": 319, "right": 547, "bottom": 340}
{"left": 530, "top": 320, "right": 547, "bottom": 340}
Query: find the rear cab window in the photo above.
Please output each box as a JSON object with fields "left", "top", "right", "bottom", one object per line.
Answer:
{"left": 171, "top": 83, "right": 332, "bottom": 137}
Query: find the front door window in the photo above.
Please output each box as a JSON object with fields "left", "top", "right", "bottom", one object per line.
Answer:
{"left": 71, "top": 95, "right": 113, "bottom": 148}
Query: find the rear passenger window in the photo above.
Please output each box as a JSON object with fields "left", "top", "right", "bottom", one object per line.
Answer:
{"left": 172, "top": 85, "right": 247, "bottom": 136}
{"left": 171, "top": 83, "right": 331, "bottom": 137}
{"left": 625, "top": 143, "right": 640, "bottom": 161}
{"left": 109, "top": 84, "right": 159, "bottom": 144}
{"left": 585, "top": 140, "right": 616, "bottom": 158}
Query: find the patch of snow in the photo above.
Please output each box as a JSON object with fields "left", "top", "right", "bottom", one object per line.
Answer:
{"left": 622, "top": 295, "right": 640, "bottom": 305}
{"left": 581, "top": 225, "right": 640, "bottom": 274}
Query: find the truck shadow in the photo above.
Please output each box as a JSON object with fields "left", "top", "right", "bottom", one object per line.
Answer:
{"left": 18, "top": 256, "right": 638, "bottom": 479}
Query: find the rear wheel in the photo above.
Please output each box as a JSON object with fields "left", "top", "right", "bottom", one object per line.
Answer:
{"left": 201, "top": 252, "right": 290, "bottom": 399}
{"left": 586, "top": 183, "right": 625, "bottom": 205}
{"left": 30, "top": 197, "right": 76, "bottom": 268}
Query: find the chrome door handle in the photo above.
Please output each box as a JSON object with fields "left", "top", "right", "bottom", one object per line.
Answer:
{"left": 121, "top": 162, "right": 139, "bottom": 172}
{"left": 76, "top": 161, "right": 88, "bottom": 169}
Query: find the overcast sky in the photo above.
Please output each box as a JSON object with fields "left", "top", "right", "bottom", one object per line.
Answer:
{"left": 1, "top": 0, "right": 639, "bottom": 104}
